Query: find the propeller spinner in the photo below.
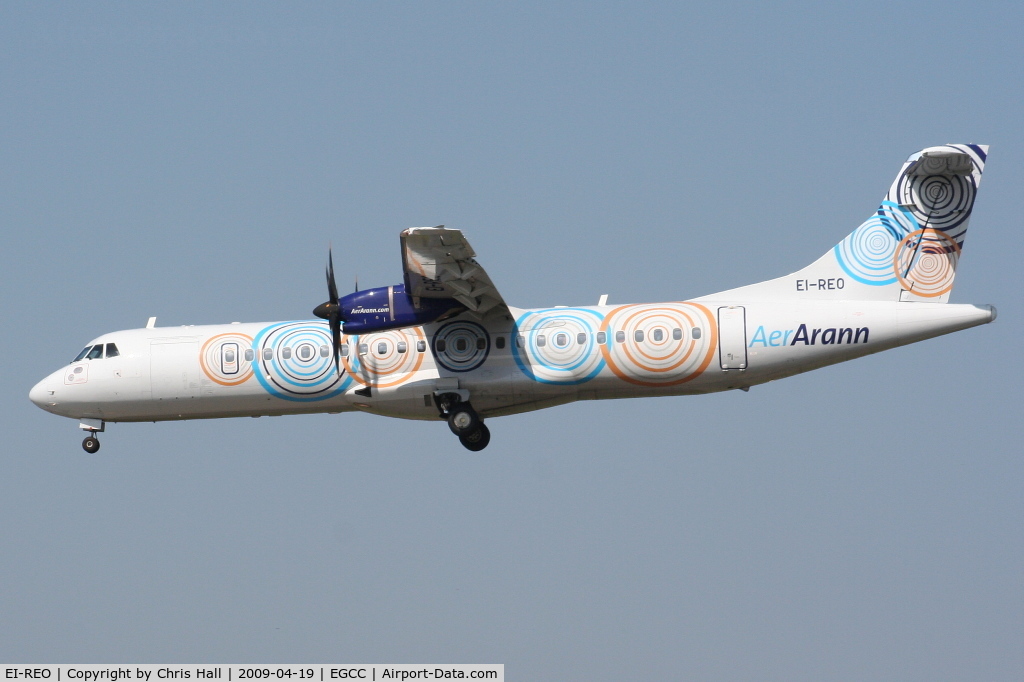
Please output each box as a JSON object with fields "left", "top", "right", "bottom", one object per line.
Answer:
{"left": 312, "top": 248, "right": 345, "bottom": 376}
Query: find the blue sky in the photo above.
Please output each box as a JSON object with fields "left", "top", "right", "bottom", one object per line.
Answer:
{"left": 2, "top": 3, "right": 1022, "bottom": 679}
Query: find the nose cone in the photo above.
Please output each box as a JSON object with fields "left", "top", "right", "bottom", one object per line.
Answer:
{"left": 29, "top": 377, "right": 53, "bottom": 410}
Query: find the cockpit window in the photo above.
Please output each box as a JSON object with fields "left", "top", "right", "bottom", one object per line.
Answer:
{"left": 105, "top": 343, "right": 120, "bottom": 358}
{"left": 86, "top": 345, "right": 104, "bottom": 360}
{"left": 72, "top": 347, "right": 92, "bottom": 362}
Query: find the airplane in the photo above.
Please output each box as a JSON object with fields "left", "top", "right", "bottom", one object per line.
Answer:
{"left": 30, "top": 144, "right": 997, "bottom": 453}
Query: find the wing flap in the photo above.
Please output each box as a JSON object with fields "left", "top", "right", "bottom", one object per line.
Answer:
{"left": 401, "top": 226, "right": 511, "bottom": 320}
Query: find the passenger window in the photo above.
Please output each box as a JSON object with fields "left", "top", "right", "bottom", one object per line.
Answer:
{"left": 577, "top": 332, "right": 587, "bottom": 345}
{"left": 692, "top": 327, "right": 702, "bottom": 339}
{"left": 672, "top": 328, "right": 683, "bottom": 341}
{"left": 73, "top": 347, "right": 91, "bottom": 362}
{"left": 455, "top": 338, "right": 467, "bottom": 352}
{"left": 262, "top": 348, "right": 273, "bottom": 361}
{"left": 224, "top": 349, "right": 236, "bottom": 363}
{"left": 105, "top": 343, "right": 120, "bottom": 358}
{"left": 358, "top": 343, "right": 369, "bottom": 355}
{"left": 652, "top": 329, "right": 663, "bottom": 342}
{"left": 377, "top": 342, "right": 387, "bottom": 355}
{"left": 615, "top": 331, "right": 625, "bottom": 343}
{"left": 495, "top": 336, "right": 506, "bottom": 349}
{"left": 436, "top": 339, "right": 446, "bottom": 352}
{"left": 281, "top": 347, "right": 292, "bottom": 360}
{"left": 417, "top": 340, "right": 426, "bottom": 352}
{"left": 555, "top": 333, "right": 567, "bottom": 346}
{"left": 516, "top": 334, "right": 524, "bottom": 348}
{"left": 397, "top": 342, "right": 407, "bottom": 354}
{"left": 297, "top": 345, "right": 312, "bottom": 361}
{"left": 244, "top": 349, "right": 255, "bottom": 361}
{"left": 87, "top": 345, "right": 104, "bottom": 360}
{"left": 634, "top": 330, "right": 644, "bottom": 343}
{"left": 597, "top": 332, "right": 606, "bottom": 344}
{"left": 476, "top": 337, "right": 486, "bottom": 350}
{"left": 320, "top": 344, "right": 330, "bottom": 358}
{"left": 537, "top": 334, "right": 546, "bottom": 347}
{"left": 341, "top": 343, "right": 350, "bottom": 357}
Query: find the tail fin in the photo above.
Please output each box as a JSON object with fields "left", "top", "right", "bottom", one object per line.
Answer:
{"left": 703, "top": 144, "right": 988, "bottom": 303}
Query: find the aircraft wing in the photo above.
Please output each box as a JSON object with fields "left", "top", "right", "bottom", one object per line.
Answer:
{"left": 401, "top": 226, "right": 511, "bottom": 319}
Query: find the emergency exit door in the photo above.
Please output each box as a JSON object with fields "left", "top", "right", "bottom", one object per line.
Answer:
{"left": 718, "top": 306, "right": 747, "bottom": 370}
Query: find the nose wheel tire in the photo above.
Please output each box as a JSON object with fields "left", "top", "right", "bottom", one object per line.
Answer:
{"left": 447, "top": 403, "right": 480, "bottom": 436}
{"left": 458, "top": 423, "right": 491, "bottom": 452}
{"left": 82, "top": 436, "right": 100, "bottom": 453}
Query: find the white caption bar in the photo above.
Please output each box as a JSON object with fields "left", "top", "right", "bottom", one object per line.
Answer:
{"left": 1, "top": 666, "right": 503, "bottom": 682}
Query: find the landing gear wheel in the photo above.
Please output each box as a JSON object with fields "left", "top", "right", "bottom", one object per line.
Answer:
{"left": 447, "top": 403, "right": 480, "bottom": 435}
{"left": 82, "top": 436, "right": 100, "bottom": 453}
{"left": 459, "top": 424, "right": 491, "bottom": 452}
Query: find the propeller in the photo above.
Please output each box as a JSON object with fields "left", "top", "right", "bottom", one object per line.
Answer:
{"left": 313, "top": 247, "right": 345, "bottom": 376}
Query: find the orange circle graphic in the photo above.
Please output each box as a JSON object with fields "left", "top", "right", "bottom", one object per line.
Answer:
{"left": 341, "top": 328, "right": 426, "bottom": 388}
{"left": 200, "top": 332, "right": 255, "bottom": 386}
{"left": 599, "top": 303, "right": 717, "bottom": 387}
{"left": 893, "top": 228, "right": 961, "bottom": 297}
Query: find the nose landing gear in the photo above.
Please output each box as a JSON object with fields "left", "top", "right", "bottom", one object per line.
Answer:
{"left": 435, "top": 392, "right": 491, "bottom": 451}
{"left": 79, "top": 418, "right": 104, "bottom": 454}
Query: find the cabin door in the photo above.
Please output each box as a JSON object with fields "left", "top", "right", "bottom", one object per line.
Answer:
{"left": 717, "top": 306, "right": 748, "bottom": 370}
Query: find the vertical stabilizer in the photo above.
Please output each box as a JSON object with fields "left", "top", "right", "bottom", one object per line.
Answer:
{"left": 701, "top": 144, "right": 988, "bottom": 302}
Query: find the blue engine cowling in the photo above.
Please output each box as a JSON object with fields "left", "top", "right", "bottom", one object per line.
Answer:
{"left": 339, "top": 283, "right": 464, "bottom": 334}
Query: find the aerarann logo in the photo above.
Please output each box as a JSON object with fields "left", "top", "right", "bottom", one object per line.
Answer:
{"left": 749, "top": 324, "right": 869, "bottom": 347}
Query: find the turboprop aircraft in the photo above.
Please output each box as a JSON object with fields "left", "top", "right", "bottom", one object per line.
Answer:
{"left": 30, "top": 144, "right": 997, "bottom": 452}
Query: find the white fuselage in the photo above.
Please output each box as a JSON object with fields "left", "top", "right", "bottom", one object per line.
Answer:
{"left": 29, "top": 300, "right": 995, "bottom": 425}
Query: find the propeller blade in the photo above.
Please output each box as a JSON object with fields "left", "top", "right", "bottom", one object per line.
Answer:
{"left": 330, "top": 316, "right": 343, "bottom": 376}
{"left": 314, "top": 246, "right": 346, "bottom": 377}
{"left": 327, "top": 247, "right": 339, "bottom": 303}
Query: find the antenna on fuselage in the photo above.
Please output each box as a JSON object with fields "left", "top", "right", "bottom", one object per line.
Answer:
{"left": 146, "top": 317, "right": 157, "bottom": 329}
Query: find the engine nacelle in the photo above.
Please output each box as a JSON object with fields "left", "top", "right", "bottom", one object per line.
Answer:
{"left": 340, "top": 283, "right": 463, "bottom": 334}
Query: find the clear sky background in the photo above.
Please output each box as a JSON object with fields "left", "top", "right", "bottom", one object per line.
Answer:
{"left": 2, "top": 2, "right": 1022, "bottom": 679}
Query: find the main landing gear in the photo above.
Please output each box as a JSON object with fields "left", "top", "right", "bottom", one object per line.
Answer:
{"left": 82, "top": 435, "right": 101, "bottom": 453}
{"left": 436, "top": 393, "right": 491, "bottom": 451}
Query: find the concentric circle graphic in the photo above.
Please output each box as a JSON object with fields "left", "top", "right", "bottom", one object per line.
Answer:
{"left": 894, "top": 167, "right": 976, "bottom": 239}
{"left": 894, "top": 228, "right": 961, "bottom": 298}
{"left": 834, "top": 201, "right": 917, "bottom": 285}
{"left": 599, "top": 303, "right": 717, "bottom": 387}
{"left": 199, "top": 332, "right": 255, "bottom": 386}
{"left": 252, "top": 322, "right": 350, "bottom": 401}
{"left": 343, "top": 328, "right": 426, "bottom": 388}
{"left": 512, "top": 308, "right": 605, "bottom": 385}
{"left": 431, "top": 321, "right": 489, "bottom": 373}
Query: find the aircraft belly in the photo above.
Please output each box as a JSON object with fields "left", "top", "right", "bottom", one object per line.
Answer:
{"left": 358, "top": 366, "right": 521, "bottom": 420}
{"left": 347, "top": 379, "right": 440, "bottom": 420}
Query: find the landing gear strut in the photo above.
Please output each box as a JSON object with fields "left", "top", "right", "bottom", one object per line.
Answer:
{"left": 435, "top": 392, "right": 491, "bottom": 451}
